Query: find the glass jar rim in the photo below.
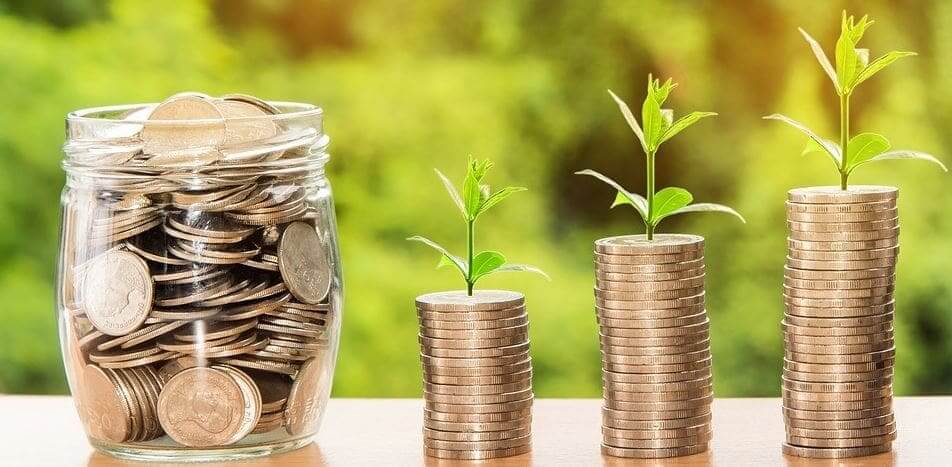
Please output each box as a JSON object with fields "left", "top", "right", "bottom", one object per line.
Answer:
{"left": 66, "top": 101, "right": 323, "bottom": 126}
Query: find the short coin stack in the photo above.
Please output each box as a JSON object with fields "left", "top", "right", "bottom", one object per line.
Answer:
{"left": 594, "top": 235, "right": 714, "bottom": 459}
{"left": 415, "top": 290, "right": 533, "bottom": 460}
{"left": 782, "top": 186, "right": 898, "bottom": 459}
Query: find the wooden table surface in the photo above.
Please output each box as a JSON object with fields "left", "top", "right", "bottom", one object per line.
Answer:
{"left": 1, "top": 396, "right": 947, "bottom": 466}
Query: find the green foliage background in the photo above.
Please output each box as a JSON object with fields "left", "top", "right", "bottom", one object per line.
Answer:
{"left": 1, "top": 0, "right": 950, "bottom": 397}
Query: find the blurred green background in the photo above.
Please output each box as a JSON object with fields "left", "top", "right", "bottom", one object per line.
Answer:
{"left": 1, "top": 0, "right": 950, "bottom": 397}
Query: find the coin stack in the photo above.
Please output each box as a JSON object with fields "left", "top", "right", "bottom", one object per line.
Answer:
{"left": 415, "top": 290, "right": 533, "bottom": 460}
{"left": 594, "top": 235, "right": 714, "bottom": 459}
{"left": 782, "top": 186, "right": 898, "bottom": 459}
{"left": 60, "top": 92, "right": 338, "bottom": 448}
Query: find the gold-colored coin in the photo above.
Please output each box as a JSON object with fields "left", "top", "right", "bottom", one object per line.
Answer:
{"left": 279, "top": 222, "right": 331, "bottom": 304}
{"left": 600, "top": 443, "right": 708, "bottom": 459}
{"left": 787, "top": 228, "right": 898, "bottom": 242}
{"left": 424, "top": 379, "right": 532, "bottom": 396}
{"left": 424, "top": 433, "right": 530, "bottom": 451}
{"left": 417, "top": 306, "right": 526, "bottom": 323}
{"left": 786, "top": 420, "right": 896, "bottom": 440}
{"left": 782, "top": 329, "right": 893, "bottom": 346}
{"left": 783, "top": 358, "right": 893, "bottom": 375}
{"left": 781, "top": 321, "right": 892, "bottom": 337}
{"left": 82, "top": 250, "right": 153, "bottom": 336}
{"left": 787, "top": 186, "right": 897, "bottom": 204}
{"left": 424, "top": 407, "right": 531, "bottom": 423}
{"left": 781, "top": 442, "right": 891, "bottom": 458}
{"left": 787, "top": 246, "right": 898, "bottom": 262}
{"left": 416, "top": 290, "right": 525, "bottom": 312}
{"left": 603, "top": 368, "right": 711, "bottom": 385}
{"left": 596, "top": 304, "right": 705, "bottom": 320}
{"left": 596, "top": 286, "right": 704, "bottom": 302}
{"left": 424, "top": 425, "right": 531, "bottom": 442}
{"left": 785, "top": 348, "right": 896, "bottom": 365}
{"left": 784, "top": 266, "right": 894, "bottom": 281}
{"left": 786, "top": 206, "right": 897, "bottom": 222}
{"left": 419, "top": 313, "right": 527, "bottom": 331}
{"left": 595, "top": 275, "right": 705, "bottom": 292}
{"left": 600, "top": 339, "right": 710, "bottom": 357}
{"left": 420, "top": 352, "right": 529, "bottom": 369}
{"left": 595, "top": 292, "right": 706, "bottom": 311}
{"left": 783, "top": 275, "right": 895, "bottom": 290}
{"left": 782, "top": 385, "right": 892, "bottom": 402}
{"left": 782, "top": 396, "right": 892, "bottom": 412}
{"left": 595, "top": 250, "right": 702, "bottom": 265}
{"left": 603, "top": 430, "right": 712, "bottom": 449}
{"left": 424, "top": 416, "right": 530, "bottom": 433}
{"left": 781, "top": 405, "right": 892, "bottom": 422}
{"left": 783, "top": 285, "right": 894, "bottom": 300}
{"left": 784, "top": 413, "right": 893, "bottom": 430}
{"left": 785, "top": 199, "right": 896, "bottom": 213}
{"left": 785, "top": 431, "right": 896, "bottom": 449}
{"left": 422, "top": 342, "right": 530, "bottom": 359}
{"left": 595, "top": 258, "right": 705, "bottom": 274}
{"left": 81, "top": 364, "right": 133, "bottom": 443}
{"left": 786, "top": 237, "right": 899, "bottom": 253}
{"left": 784, "top": 311, "right": 893, "bottom": 329}
{"left": 597, "top": 311, "right": 708, "bottom": 330}
{"left": 424, "top": 388, "right": 533, "bottom": 405}
{"left": 601, "top": 320, "right": 709, "bottom": 338}
{"left": 785, "top": 302, "right": 894, "bottom": 319}
{"left": 785, "top": 256, "right": 898, "bottom": 271}
{"left": 783, "top": 367, "right": 893, "bottom": 385}
{"left": 157, "top": 367, "right": 251, "bottom": 447}
{"left": 595, "top": 267, "right": 705, "bottom": 283}
{"left": 424, "top": 369, "right": 533, "bottom": 386}
{"left": 424, "top": 397, "right": 533, "bottom": 415}
{"left": 419, "top": 333, "right": 529, "bottom": 350}
{"left": 604, "top": 394, "right": 713, "bottom": 412}
{"left": 285, "top": 358, "right": 330, "bottom": 435}
{"left": 603, "top": 424, "right": 711, "bottom": 440}
{"left": 603, "top": 412, "right": 711, "bottom": 431}
{"left": 594, "top": 234, "right": 704, "bottom": 255}
{"left": 420, "top": 324, "right": 529, "bottom": 340}
{"left": 423, "top": 444, "right": 531, "bottom": 460}
{"left": 603, "top": 376, "right": 712, "bottom": 393}
{"left": 605, "top": 386, "right": 713, "bottom": 403}
{"left": 601, "top": 406, "right": 711, "bottom": 422}
{"left": 602, "top": 349, "right": 711, "bottom": 366}
{"left": 599, "top": 332, "right": 711, "bottom": 348}
{"left": 423, "top": 359, "right": 532, "bottom": 377}
{"left": 784, "top": 339, "right": 894, "bottom": 356}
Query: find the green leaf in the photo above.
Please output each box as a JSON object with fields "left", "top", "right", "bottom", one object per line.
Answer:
{"left": 607, "top": 89, "right": 648, "bottom": 153}
{"left": 666, "top": 203, "right": 746, "bottom": 223}
{"left": 493, "top": 263, "right": 551, "bottom": 281}
{"left": 853, "top": 51, "right": 916, "bottom": 88}
{"left": 470, "top": 251, "right": 506, "bottom": 281}
{"left": 798, "top": 27, "right": 839, "bottom": 91}
{"left": 407, "top": 236, "right": 467, "bottom": 279}
{"left": 835, "top": 11, "right": 873, "bottom": 93}
{"left": 434, "top": 169, "right": 465, "bottom": 218}
{"left": 845, "top": 132, "right": 890, "bottom": 170}
{"left": 763, "top": 114, "right": 842, "bottom": 166}
{"left": 476, "top": 186, "right": 527, "bottom": 218}
{"left": 642, "top": 84, "right": 664, "bottom": 151}
{"left": 575, "top": 169, "right": 648, "bottom": 223}
{"left": 650, "top": 187, "right": 693, "bottom": 225}
{"left": 852, "top": 150, "right": 948, "bottom": 173}
{"left": 659, "top": 111, "right": 717, "bottom": 145}
{"left": 464, "top": 158, "right": 492, "bottom": 219}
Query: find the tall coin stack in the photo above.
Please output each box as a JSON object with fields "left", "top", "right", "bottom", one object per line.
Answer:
{"left": 782, "top": 186, "right": 898, "bottom": 459}
{"left": 594, "top": 235, "right": 714, "bottom": 459}
{"left": 415, "top": 290, "right": 533, "bottom": 460}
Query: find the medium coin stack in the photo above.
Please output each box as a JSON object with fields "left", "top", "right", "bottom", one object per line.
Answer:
{"left": 61, "top": 92, "right": 337, "bottom": 447}
{"left": 415, "top": 290, "right": 533, "bottom": 460}
{"left": 782, "top": 186, "right": 898, "bottom": 459}
{"left": 594, "top": 235, "right": 714, "bottom": 459}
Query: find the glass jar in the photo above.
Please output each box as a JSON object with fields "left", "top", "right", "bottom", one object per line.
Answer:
{"left": 56, "top": 94, "right": 342, "bottom": 462}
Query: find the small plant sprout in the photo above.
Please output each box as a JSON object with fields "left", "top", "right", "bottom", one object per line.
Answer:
{"left": 408, "top": 158, "right": 549, "bottom": 296}
{"left": 576, "top": 75, "right": 745, "bottom": 241}
{"left": 765, "top": 10, "right": 947, "bottom": 190}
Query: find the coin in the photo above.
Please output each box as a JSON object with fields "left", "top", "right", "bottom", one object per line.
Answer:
{"left": 157, "top": 367, "right": 248, "bottom": 447}
{"left": 600, "top": 443, "right": 708, "bottom": 459}
{"left": 423, "top": 444, "right": 531, "bottom": 460}
{"left": 603, "top": 430, "right": 712, "bottom": 449}
{"left": 784, "top": 340, "right": 894, "bottom": 355}
{"left": 596, "top": 304, "right": 705, "bottom": 320}
{"left": 82, "top": 251, "right": 153, "bottom": 336}
{"left": 786, "top": 210, "right": 898, "bottom": 223}
{"left": 787, "top": 228, "right": 898, "bottom": 242}
{"left": 595, "top": 292, "right": 706, "bottom": 311}
{"left": 424, "top": 417, "right": 530, "bottom": 433}
{"left": 213, "top": 365, "right": 263, "bottom": 444}
{"left": 285, "top": 358, "right": 329, "bottom": 435}
{"left": 417, "top": 306, "right": 526, "bottom": 322}
{"left": 424, "top": 426, "right": 531, "bottom": 442}
{"left": 786, "top": 421, "right": 896, "bottom": 439}
{"left": 142, "top": 95, "right": 226, "bottom": 155}
{"left": 423, "top": 388, "right": 533, "bottom": 405}
{"left": 782, "top": 404, "right": 893, "bottom": 422}
{"left": 421, "top": 342, "right": 531, "bottom": 359}
{"left": 602, "top": 349, "right": 711, "bottom": 366}
{"left": 784, "top": 312, "right": 894, "bottom": 329}
{"left": 782, "top": 396, "right": 892, "bottom": 412}
{"left": 604, "top": 394, "right": 713, "bottom": 412}
{"left": 424, "top": 379, "right": 532, "bottom": 396}
{"left": 423, "top": 359, "right": 532, "bottom": 377}
{"left": 420, "top": 353, "right": 530, "bottom": 369}
{"left": 278, "top": 222, "right": 331, "bottom": 304}
{"left": 595, "top": 258, "right": 705, "bottom": 274}
{"left": 783, "top": 368, "right": 893, "bottom": 384}
{"left": 781, "top": 442, "right": 891, "bottom": 458}
{"left": 424, "top": 407, "right": 531, "bottom": 423}
{"left": 597, "top": 311, "right": 708, "bottom": 329}
{"left": 600, "top": 339, "right": 710, "bottom": 357}
{"left": 423, "top": 433, "right": 531, "bottom": 451}
{"left": 601, "top": 405, "right": 711, "bottom": 422}
{"left": 604, "top": 424, "right": 711, "bottom": 440}
{"left": 424, "top": 369, "right": 533, "bottom": 386}
{"left": 605, "top": 386, "right": 713, "bottom": 402}
{"left": 419, "top": 314, "right": 528, "bottom": 331}
{"left": 595, "top": 250, "right": 702, "bottom": 265}
{"left": 420, "top": 324, "right": 529, "bottom": 340}
{"left": 782, "top": 386, "right": 892, "bottom": 402}
{"left": 601, "top": 320, "right": 709, "bottom": 338}
{"left": 594, "top": 234, "right": 704, "bottom": 255}
{"left": 603, "top": 412, "right": 711, "bottom": 431}
{"left": 785, "top": 431, "right": 896, "bottom": 448}
{"left": 416, "top": 290, "right": 525, "bottom": 312}
{"left": 783, "top": 275, "right": 895, "bottom": 290}
{"left": 419, "top": 334, "right": 529, "bottom": 350}
{"left": 784, "top": 414, "right": 894, "bottom": 430}
{"left": 603, "top": 376, "right": 712, "bottom": 393}
{"left": 599, "top": 332, "right": 711, "bottom": 348}
{"left": 81, "top": 364, "right": 133, "bottom": 442}
{"left": 787, "top": 186, "right": 897, "bottom": 204}
{"left": 596, "top": 286, "right": 705, "bottom": 301}
{"left": 783, "top": 266, "right": 894, "bottom": 281}
{"left": 596, "top": 267, "right": 705, "bottom": 283}
{"left": 424, "top": 397, "right": 533, "bottom": 414}
{"left": 785, "top": 199, "right": 896, "bottom": 213}
{"left": 781, "top": 321, "right": 892, "bottom": 337}
{"left": 785, "top": 256, "right": 897, "bottom": 271}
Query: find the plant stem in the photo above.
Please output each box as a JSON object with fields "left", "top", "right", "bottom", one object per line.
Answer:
{"left": 839, "top": 92, "right": 850, "bottom": 190}
{"left": 646, "top": 150, "right": 656, "bottom": 240}
{"left": 466, "top": 218, "right": 475, "bottom": 296}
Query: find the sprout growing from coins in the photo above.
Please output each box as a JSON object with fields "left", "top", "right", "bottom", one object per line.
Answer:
{"left": 408, "top": 158, "right": 549, "bottom": 296}
{"left": 577, "top": 75, "right": 744, "bottom": 240}
{"left": 765, "top": 10, "right": 947, "bottom": 190}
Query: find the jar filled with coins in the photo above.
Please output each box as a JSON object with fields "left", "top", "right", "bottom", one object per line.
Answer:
{"left": 57, "top": 93, "right": 342, "bottom": 461}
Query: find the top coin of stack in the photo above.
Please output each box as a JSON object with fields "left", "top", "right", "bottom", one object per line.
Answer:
{"left": 61, "top": 92, "right": 338, "bottom": 448}
{"left": 782, "top": 186, "right": 898, "bottom": 459}
{"left": 415, "top": 290, "right": 533, "bottom": 460}
{"left": 594, "top": 235, "right": 714, "bottom": 459}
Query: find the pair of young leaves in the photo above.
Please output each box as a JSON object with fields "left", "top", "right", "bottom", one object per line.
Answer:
{"left": 408, "top": 159, "right": 547, "bottom": 290}
{"left": 765, "top": 11, "right": 947, "bottom": 178}
{"left": 578, "top": 76, "right": 744, "bottom": 231}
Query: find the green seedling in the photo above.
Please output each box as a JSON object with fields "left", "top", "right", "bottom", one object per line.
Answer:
{"left": 577, "top": 75, "right": 744, "bottom": 240}
{"left": 408, "top": 158, "right": 548, "bottom": 296}
{"left": 765, "top": 10, "right": 946, "bottom": 189}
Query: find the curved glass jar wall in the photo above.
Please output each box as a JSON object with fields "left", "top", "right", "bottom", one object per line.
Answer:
{"left": 56, "top": 96, "right": 342, "bottom": 462}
